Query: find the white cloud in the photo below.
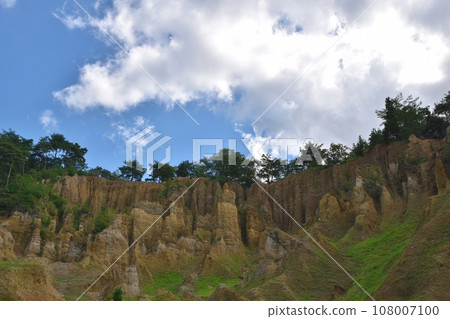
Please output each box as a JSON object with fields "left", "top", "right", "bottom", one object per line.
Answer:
{"left": 40, "top": 110, "right": 58, "bottom": 131}
{"left": 105, "top": 116, "right": 154, "bottom": 143}
{"left": 0, "top": 0, "right": 16, "bottom": 8}
{"left": 55, "top": 0, "right": 450, "bottom": 146}
{"left": 53, "top": 13, "right": 87, "bottom": 30}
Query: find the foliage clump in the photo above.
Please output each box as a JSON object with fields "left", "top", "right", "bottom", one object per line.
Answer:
{"left": 93, "top": 207, "right": 115, "bottom": 234}
{"left": 112, "top": 287, "right": 123, "bottom": 301}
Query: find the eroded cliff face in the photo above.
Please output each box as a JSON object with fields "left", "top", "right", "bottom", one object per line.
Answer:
{"left": 0, "top": 132, "right": 449, "bottom": 300}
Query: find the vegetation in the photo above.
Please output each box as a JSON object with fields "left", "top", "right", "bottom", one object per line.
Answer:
{"left": 347, "top": 136, "right": 369, "bottom": 161}
{"left": 117, "top": 160, "right": 146, "bottom": 182}
{"left": 195, "top": 276, "right": 240, "bottom": 297}
{"left": 112, "top": 287, "right": 123, "bottom": 301}
{"left": 148, "top": 162, "right": 176, "bottom": 182}
{"left": 344, "top": 215, "right": 419, "bottom": 300}
{"left": 93, "top": 207, "right": 115, "bottom": 234}
{"left": 0, "top": 131, "right": 84, "bottom": 216}
{"left": 370, "top": 92, "right": 449, "bottom": 145}
{"left": 30, "top": 133, "right": 87, "bottom": 171}
{"left": 143, "top": 271, "right": 185, "bottom": 297}
{"left": 0, "top": 261, "right": 40, "bottom": 269}
{"left": 0, "top": 90, "right": 448, "bottom": 301}
{"left": 86, "top": 166, "right": 118, "bottom": 180}
{"left": 72, "top": 201, "right": 90, "bottom": 231}
{"left": 0, "top": 90, "right": 448, "bottom": 217}
{"left": 257, "top": 154, "right": 281, "bottom": 184}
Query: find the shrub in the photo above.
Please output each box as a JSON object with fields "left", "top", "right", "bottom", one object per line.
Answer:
{"left": 73, "top": 201, "right": 90, "bottom": 231}
{"left": 66, "top": 166, "right": 77, "bottom": 176}
{"left": 7, "top": 175, "right": 48, "bottom": 212}
{"left": 93, "top": 207, "right": 114, "bottom": 234}
{"left": 49, "top": 193, "right": 66, "bottom": 213}
{"left": 112, "top": 287, "right": 123, "bottom": 301}
{"left": 40, "top": 226, "right": 53, "bottom": 241}
{"left": 41, "top": 211, "right": 52, "bottom": 227}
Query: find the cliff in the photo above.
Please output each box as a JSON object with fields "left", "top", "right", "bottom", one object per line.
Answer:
{"left": 0, "top": 131, "right": 449, "bottom": 300}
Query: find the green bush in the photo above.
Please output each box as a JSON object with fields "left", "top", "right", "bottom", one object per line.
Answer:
{"left": 73, "top": 201, "right": 90, "bottom": 231}
{"left": 0, "top": 173, "right": 66, "bottom": 216}
{"left": 7, "top": 175, "right": 49, "bottom": 212}
{"left": 66, "top": 166, "right": 77, "bottom": 176}
{"left": 93, "top": 207, "right": 114, "bottom": 234}
{"left": 0, "top": 197, "right": 15, "bottom": 215}
{"left": 40, "top": 226, "right": 52, "bottom": 240}
{"left": 41, "top": 211, "right": 51, "bottom": 227}
{"left": 49, "top": 192, "right": 66, "bottom": 215}
{"left": 112, "top": 287, "right": 123, "bottom": 301}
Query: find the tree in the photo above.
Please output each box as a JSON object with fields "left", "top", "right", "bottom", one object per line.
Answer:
{"left": 31, "top": 134, "right": 87, "bottom": 170}
{"left": 150, "top": 162, "right": 175, "bottom": 182}
{"left": 434, "top": 91, "right": 450, "bottom": 122}
{"left": 324, "top": 143, "right": 349, "bottom": 167}
{"left": 369, "top": 128, "right": 384, "bottom": 148}
{"left": 257, "top": 154, "right": 282, "bottom": 184}
{"left": 375, "top": 94, "right": 430, "bottom": 143}
{"left": 423, "top": 114, "right": 448, "bottom": 139}
{"left": 350, "top": 135, "right": 369, "bottom": 159}
{"left": 118, "top": 160, "right": 146, "bottom": 181}
{"left": 0, "top": 130, "right": 33, "bottom": 187}
{"left": 208, "top": 149, "right": 255, "bottom": 186}
{"left": 193, "top": 149, "right": 256, "bottom": 187}
{"left": 175, "top": 160, "right": 196, "bottom": 178}
{"left": 86, "top": 166, "right": 118, "bottom": 180}
{"left": 423, "top": 91, "right": 450, "bottom": 139}
{"left": 281, "top": 158, "right": 305, "bottom": 178}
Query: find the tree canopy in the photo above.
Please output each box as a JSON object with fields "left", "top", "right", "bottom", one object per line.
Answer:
{"left": 31, "top": 133, "right": 87, "bottom": 170}
{"left": 371, "top": 92, "right": 450, "bottom": 144}
{"left": 118, "top": 160, "right": 146, "bottom": 182}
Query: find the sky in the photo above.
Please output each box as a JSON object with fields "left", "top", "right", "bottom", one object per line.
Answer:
{"left": 1, "top": 0, "right": 449, "bottom": 173}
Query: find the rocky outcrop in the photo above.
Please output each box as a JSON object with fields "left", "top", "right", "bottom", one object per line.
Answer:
{"left": 25, "top": 220, "right": 42, "bottom": 257}
{"left": 211, "top": 184, "right": 244, "bottom": 255}
{"left": 245, "top": 205, "right": 268, "bottom": 249}
{"left": 86, "top": 216, "right": 129, "bottom": 268}
{"left": 0, "top": 224, "right": 15, "bottom": 260}
{"left": 0, "top": 260, "right": 62, "bottom": 301}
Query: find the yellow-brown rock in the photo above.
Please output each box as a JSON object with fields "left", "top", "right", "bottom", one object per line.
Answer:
{"left": 86, "top": 216, "right": 129, "bottom": 268}
{"left": 245, "top": 205, "right": 267, "bottom": 249}
{"left": 211, "top": 184, "right": 244, "bottom": 255}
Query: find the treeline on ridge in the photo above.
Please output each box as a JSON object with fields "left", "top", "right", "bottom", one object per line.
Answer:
{"left": 0, "top": 91, "right": 449, "bottom": 215}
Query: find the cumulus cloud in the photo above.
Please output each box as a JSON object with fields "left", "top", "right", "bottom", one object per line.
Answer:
{"left": 40, "top": 110, "right": 58, "bottom": 131}
{"left": 0, "top": 0, "right": 16, "bottom": 8}
{"left": 55, "top": 0, "right": 450, "bottom": 146}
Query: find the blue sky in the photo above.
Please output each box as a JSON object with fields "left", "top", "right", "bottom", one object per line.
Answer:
{"left": 1, "top": 0, "right": 449, "bottom": 173}
{"left": 0, "top": 0, "right": 246, "bottom": 172}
